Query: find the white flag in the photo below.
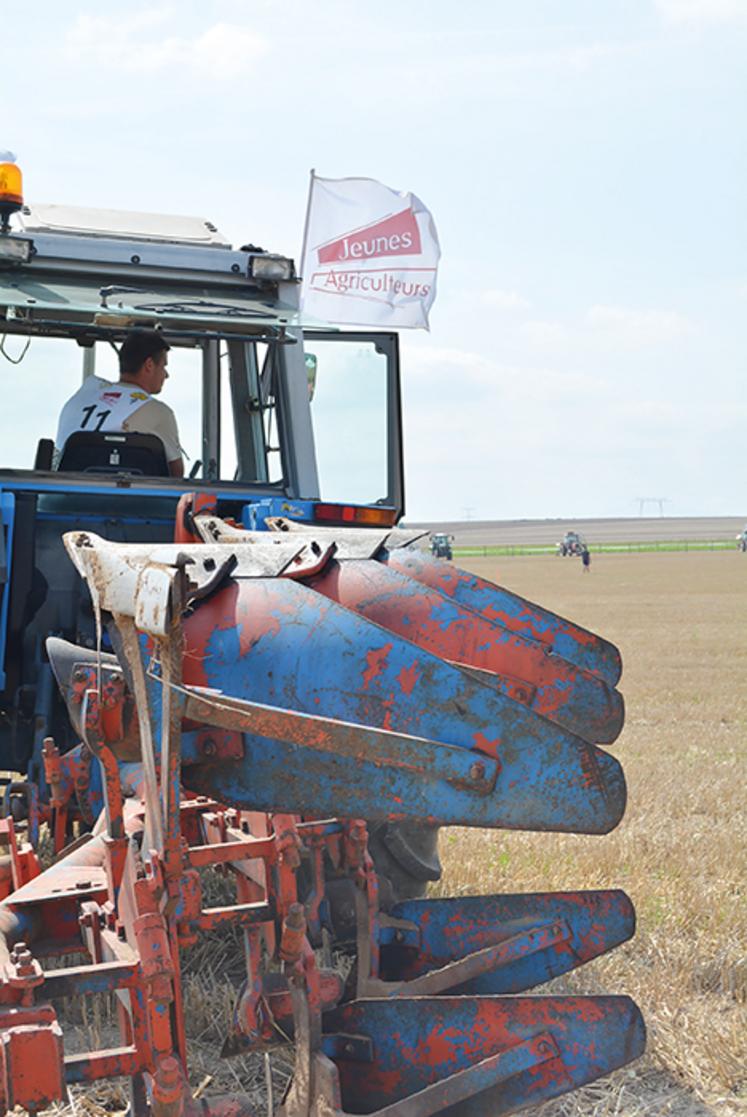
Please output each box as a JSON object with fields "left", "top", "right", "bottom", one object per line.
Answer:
{"left": 300, "top": 173, "right": 440, "bottom": 330}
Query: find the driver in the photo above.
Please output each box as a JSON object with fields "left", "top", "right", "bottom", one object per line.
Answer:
{"left": 55, "top": 329, "right": 184, "bottom": 477}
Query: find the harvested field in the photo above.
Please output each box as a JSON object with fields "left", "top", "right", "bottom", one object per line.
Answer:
{"left": 435, "top": 550, "right": 747, "bottom": 1116}
{"left": 410, "top": 516, "right": 745, "bottom": 549}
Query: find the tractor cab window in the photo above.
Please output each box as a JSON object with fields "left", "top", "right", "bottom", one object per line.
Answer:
{"left": 0, "top": 337, "right": 203, "bottom": 476}
{"left": 303, "top": 333, "right": 400, "bottom": 509}
{"left": 0, "top": 337, "right": 84, "bottom": 470}
{"left": 0, "top": 329, "right": 403, "bottom": 515}
{"left": 0, "top": 336, "right": 253, "bottom": 483}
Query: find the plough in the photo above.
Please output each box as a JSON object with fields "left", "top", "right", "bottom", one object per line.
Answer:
{"left": 0, "top": 510, "right": 644, "bottom": 1116}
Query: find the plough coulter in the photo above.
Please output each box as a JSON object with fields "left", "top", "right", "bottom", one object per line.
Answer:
{"left": 0, "top": 514, "right": 643, "bottom": 1116}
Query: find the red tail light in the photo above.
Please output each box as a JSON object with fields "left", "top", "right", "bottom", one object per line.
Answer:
{"left": 313, "top": 503, "right": 398, "bottom": 527}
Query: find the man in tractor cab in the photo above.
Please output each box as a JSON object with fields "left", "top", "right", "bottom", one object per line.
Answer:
{"left": 55, "top": 328, "right": 185, "bottom": 477}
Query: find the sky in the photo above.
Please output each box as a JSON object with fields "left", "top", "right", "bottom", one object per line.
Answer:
{"left": 2, "top": 0, "right": 745, "bottom": 520}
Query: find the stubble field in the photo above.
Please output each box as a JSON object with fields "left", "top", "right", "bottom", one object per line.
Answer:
{"left": 436, "top": 550, "right": 747, "bottom": 1116}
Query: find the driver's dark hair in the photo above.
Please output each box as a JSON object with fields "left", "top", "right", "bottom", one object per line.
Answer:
{"left": 119, "top": 330, "right": 170, "bottom": 376}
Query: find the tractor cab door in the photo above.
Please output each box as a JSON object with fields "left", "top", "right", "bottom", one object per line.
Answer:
{"left": 196, "top": 329, "right": 404, "bottom": 520}
{"left": 299, "top": 330, "right": 404, "bottom": 518}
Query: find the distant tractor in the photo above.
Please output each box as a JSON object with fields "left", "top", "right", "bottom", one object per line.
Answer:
{"left": 557, "top": 531, "right": 587, "bottom": 557}
{"left": 737, "top": 527, "right": 747, "bottom": 552}
{"left": 430, "top": 532, "right": 455, "bottom": 559}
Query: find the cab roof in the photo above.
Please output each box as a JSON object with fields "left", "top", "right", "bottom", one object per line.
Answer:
{"left": 0, "top": 203, "right": 302, "bottom": 342}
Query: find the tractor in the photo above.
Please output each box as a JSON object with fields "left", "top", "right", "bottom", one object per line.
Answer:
{"left": 429, "top": 532, "right": 454, "bottom": 560}
{"left": 556, "top": 531, "right": 586, "bottom": 557}
{"left": 0, "top": 165, "right": 643, "bottom": 1117}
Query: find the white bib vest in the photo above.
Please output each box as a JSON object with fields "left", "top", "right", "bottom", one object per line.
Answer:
{"left": 56, "top": 377, "right": 152, "bottom": 450}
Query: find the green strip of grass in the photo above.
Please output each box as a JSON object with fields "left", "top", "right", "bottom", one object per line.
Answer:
{"left": 453, "top": 540, "right": 739, "bottom": 557}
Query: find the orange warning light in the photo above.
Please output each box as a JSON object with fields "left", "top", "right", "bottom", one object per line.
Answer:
{"left": 0, "top": 154, "right": 23, "bottom": 231}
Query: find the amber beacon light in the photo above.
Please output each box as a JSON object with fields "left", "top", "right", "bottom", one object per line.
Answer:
{"left": 0, "top": 152, "right": 23, "bottom": 232}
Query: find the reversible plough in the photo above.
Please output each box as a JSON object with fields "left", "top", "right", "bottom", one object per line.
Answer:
{"left": 0, "top": 505, "right": 644, "bottom": 1116}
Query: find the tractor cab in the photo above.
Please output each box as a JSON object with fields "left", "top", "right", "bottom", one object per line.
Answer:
{"left": 0, "top": 197, "right": 404, "bottom": 780}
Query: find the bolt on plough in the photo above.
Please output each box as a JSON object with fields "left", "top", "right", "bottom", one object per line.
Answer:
{"left": 0, "top": 510, "right": 644, "bottom": 1117}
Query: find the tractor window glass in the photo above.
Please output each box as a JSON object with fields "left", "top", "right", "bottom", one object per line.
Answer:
{"left": 0, "top": 336, "right": 203, "bottom": 472}
{"left": 217, "top": 340, "right": 280, "bottom": 485}
{"left": 307, "top": 339, "right": 388, "bottom": 505}
{"left": 0, "top": 337, "right": 84, "bottom": 468}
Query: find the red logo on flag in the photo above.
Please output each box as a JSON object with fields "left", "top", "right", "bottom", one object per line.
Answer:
{"left": 316, "top": 208, "right": 421, "bottom": 265}
{"left": 101, "top": 391, "right": 123, "bottom": 405}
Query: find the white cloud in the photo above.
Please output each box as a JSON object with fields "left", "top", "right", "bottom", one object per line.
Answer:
{"left": 480, "top": 289, "right": 531, "bottom": 312}
{"left": 654, "top": 0, "right": 747, "bottom": 25}
{"left": 65, "top": 11, "right": 268, "bottom": 78}
{"left": 586, "top": 304, "right": 694, "bottom": 345}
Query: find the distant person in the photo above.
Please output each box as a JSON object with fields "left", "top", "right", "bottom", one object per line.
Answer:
{"left": 581, "top": 546, "right": 591, "bottom": 572}
{"left": 55, "top": 329, "right": 184, "bottom": 477}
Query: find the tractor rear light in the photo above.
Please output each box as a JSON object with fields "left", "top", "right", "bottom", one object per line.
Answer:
{"left": 313, "top": 503, "right": 397, "bottom": 527}
{"left": 248, "top": 254, "right": 295, "bottom": 282}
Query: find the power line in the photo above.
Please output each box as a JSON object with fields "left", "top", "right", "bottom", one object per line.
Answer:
{"left": 634, "top": 497, "right": 670, "bottom": 516}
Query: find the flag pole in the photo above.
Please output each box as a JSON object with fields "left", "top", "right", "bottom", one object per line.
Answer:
{"left": 299, "top": 168, "right": 316, "bottom": 287}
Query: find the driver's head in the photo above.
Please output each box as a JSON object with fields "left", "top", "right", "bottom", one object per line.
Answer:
{"left": 119, "top": 330, "right": 171, "bottom": 395}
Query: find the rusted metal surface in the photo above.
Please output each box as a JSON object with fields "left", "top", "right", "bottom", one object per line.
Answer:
{"left": 383, "top": 547, "right": 623, "bottom": 686}
{"left": 0, "top": 820, "right": 39, "bottom": 897}
{"left": 0, "top": 785, "right": 40, "bottom": 851}
{"left": 361, "top": 922, "right": 574, "bottom": 998}
{"left": 179, "top": 579, "right": 626, "bottom": 834}
{"left": 47, "top": 635, "right": 627, "bottom": 834}
{"left": 0, "top": 1006, "right": 66, "bottom": 1113}
{"left": 320, "top": 995, "right": 645, "bottom": 1116}
{"left": 306, "top": 558, "right": 623, "bottom": 744}
{"left": 260, "top": 518, "right": 621, "bottom": 684}
{"left": 63, "top": 530, "right": 338, "bottom": 607}
{"left": 378, "top": 890, "right": 636, "bottom": 994}
{"left": 184, "top": 719, "right": 623, "bottom": 835}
